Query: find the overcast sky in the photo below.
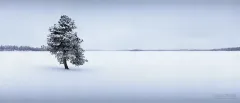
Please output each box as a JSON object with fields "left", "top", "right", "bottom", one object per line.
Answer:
{"left": 0, "top": 0, "right": 239, "bottom": 49}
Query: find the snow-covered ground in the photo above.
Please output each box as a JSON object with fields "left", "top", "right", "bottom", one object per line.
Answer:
{"left": 0, "top": 51, "right": 240, "bottom": 103}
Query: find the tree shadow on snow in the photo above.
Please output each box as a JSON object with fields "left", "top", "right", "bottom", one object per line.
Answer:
{"left": 41, "top": 65, "right": 93, "bottom": 73}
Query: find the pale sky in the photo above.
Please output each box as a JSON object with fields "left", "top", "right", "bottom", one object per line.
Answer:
{"left": 0, "top": 0, "right": 240, "bottom": 50}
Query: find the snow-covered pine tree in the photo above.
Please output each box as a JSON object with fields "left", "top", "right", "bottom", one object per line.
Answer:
{"left": 47, "top": 15, "right": 88, "bottom": 69}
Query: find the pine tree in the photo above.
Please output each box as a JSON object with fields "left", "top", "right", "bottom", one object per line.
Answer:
{"left": 47, "top": 15, "right": 88, "bottom": 69}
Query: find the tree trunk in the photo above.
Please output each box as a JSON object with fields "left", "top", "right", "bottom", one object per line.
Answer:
{"left": 63, "top": 58, "right": 69, "bottom": 69}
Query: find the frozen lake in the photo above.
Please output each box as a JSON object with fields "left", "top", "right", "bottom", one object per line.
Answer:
{"left": 0, "top": 51, "right": 240, "bottom": 103}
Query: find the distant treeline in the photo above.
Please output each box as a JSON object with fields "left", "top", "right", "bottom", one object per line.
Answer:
{"left": 1, "top": 45, "right": 240, "bottom": 51}
{"left": 0, "top": 45, "right": 47, "bottom": 51}
{"left": 211, "top": 47, "right": 240, "bottom": 51}
{"left": 125, "top": 47, "right": 240, "bottom": 51}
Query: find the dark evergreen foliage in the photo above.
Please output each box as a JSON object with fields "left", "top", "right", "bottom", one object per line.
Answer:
{"left": 47, "top": 15, "right": 87, "bottom": 69}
